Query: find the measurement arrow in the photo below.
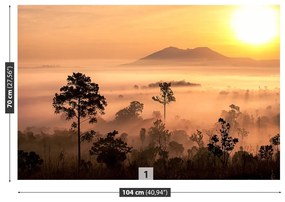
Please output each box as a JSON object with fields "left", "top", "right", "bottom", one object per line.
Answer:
{"left": 7, "top": 5, "right": 12, "bottom": 182}
{"left": 171, "top": 191, "right": 281, "bottom": 194}
{"left": 18, "top": 191, "right": 281, "bottom": 194}
{"left": 9, "top": 112, "right": 11, "bottom": 182}
{"left": 18, "top": 191, "right": 119, "bottom": 194}
{"left": 9, "top": 5, "right": 11, "bottom": 62}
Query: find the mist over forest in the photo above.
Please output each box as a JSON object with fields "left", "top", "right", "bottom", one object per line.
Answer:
{"left": 18, "top": 61, "right": 280, "bottom": 179}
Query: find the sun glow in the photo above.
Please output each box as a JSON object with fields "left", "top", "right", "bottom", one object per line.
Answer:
{"left": 231, "top": 6, "right": 279, "bottom": 45}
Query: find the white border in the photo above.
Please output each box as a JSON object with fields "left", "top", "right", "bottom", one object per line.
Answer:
{"left": 0, "top": 0, "right": 284, "bottom": 201}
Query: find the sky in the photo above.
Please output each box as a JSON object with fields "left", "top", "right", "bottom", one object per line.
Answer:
{"left": 18, "top": 5, "right": 280, "bottom": 63}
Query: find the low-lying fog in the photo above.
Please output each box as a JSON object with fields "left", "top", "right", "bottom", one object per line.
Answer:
{"left": 18, "top": 61, "right": 280, "bottom": 150}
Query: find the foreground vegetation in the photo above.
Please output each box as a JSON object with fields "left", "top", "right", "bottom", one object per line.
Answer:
{"left": 18, "top": 118, "right": 280, "bottom": 179}
{"left": 18, "top": 72, "right": 280, "bottom": 180}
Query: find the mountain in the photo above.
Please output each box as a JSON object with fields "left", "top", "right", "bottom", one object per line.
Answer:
{"left": 140, "top": 46, "right": 228, "bottom": 60}
{"left": 125, "top": 46, "right": 279, "bottom": 67}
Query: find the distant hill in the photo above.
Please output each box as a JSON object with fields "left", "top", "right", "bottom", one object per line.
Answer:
{"left": 140, "top": 46, "right": 228, "bottom": 60}
{"left": 124, "top": 46, "right": 279, "bottom": 67}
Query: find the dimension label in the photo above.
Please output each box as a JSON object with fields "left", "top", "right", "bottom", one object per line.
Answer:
{"left": 119, "top": 188, "right": 171, "bottom": 197}
{"left": 5, "top": 62, "right": 14, "bottom": 113}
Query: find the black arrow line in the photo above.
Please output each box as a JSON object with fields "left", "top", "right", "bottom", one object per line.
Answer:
{"left": 171, "top": 191, "right": 281, "bottom": 194}
{"left": 8, "top": 114, "right": 11, "bottom": 182}
{"left": 8, "top": 5, "right": 11, "bottom": 183}
{"left": 19, "top": 191, "right": 119, "bottom": 194}
{"left": 9, "top": 5, "right": 11, "bottom": 62}
{"left": 18, "top": 191, "right": 281, "bottom": 194}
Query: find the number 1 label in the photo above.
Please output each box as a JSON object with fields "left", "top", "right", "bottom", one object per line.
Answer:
{"left": 139, "top": 167, "right": 153, "bottom": 180}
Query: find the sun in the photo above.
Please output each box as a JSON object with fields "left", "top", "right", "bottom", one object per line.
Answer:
{"left": 231, "top": 6, "right": 279, "bottom": 45}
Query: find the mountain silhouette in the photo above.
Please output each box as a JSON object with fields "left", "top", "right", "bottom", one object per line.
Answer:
{"left": 125, "top": 46, "right": 279, "bottom": 67}
{"left": 140, "top": 46, "right": 228, "bottom": 60}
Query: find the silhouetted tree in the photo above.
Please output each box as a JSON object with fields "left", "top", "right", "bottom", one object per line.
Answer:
{"left": 208, "top": 134, "right": 223, "bottom": 158}
{"left": 208, "top": 118, "right": 238, "bottom": 167}
{"left": 53, "top": 72, "right": 107, "bottom": 171}
{"left": 18, "top": 150, "right": 43, "bottom": 173}
{"left": 259, "top": 145, "right": 273, "bottom": 161}
{"left": 115, "top": 101, "right": 144, "bottom": 122}
{"left": 270, "top": 134, "right": 280, "bottom": 152}
{"left": 80, "top": 130, "right": 96, "bottom": 143}
{"left": 221, "top": 104, "right": 241, "bottom": 133}
{"left": 237, "top": 127, "right": 248, "bottom": 150}
{"left": 152, "top": 82, "right": 176, "bottom": 121}
{"left": 148, "top": 120, "right": 171, "bottom": 160}
{"left": 89, "top": 130, "right": 132, "bottom": 169}
{"left": 190, "top": 130, "right": 204, "bottom": 148}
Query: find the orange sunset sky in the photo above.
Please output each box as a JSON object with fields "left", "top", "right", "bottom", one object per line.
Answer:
{"left": 18, "top": 5, "right": 280, "bottom": 62}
